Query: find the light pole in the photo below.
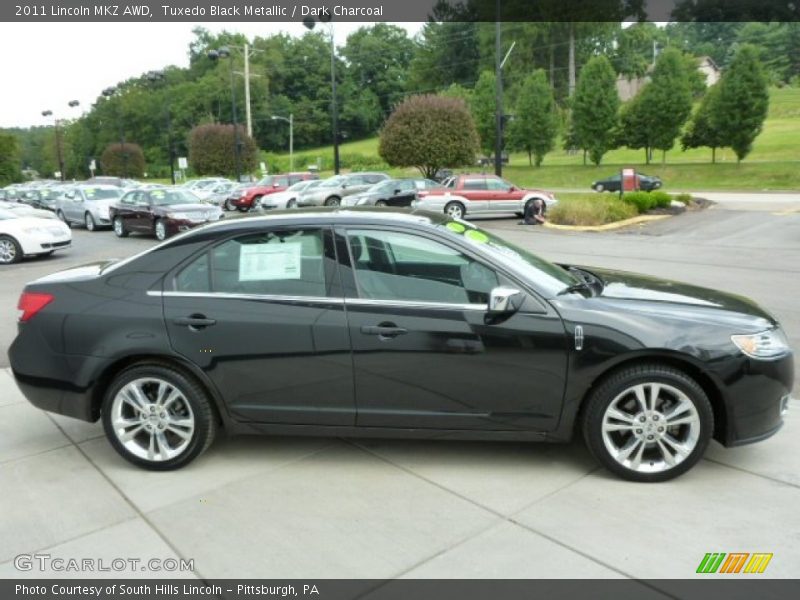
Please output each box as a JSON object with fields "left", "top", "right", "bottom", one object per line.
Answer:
{"left": 271, "top": 114, "right": 293, "bottom": 171}
{"left": 145, "top": 70, "right": 177, "bottom": 185}
{"left": 102, "top": 86, "right": 128, "bottom": 178}
{"left": 208, "top": 46, "right": 243, "bottom": 182}
{"left": 303, "top": 15, "right": 340, "bottom": 174}
{"left": 41, "top": 100, "right": 79, "bottom": 182}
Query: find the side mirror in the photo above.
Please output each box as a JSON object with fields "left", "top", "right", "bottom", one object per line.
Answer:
{"left": 394, "top": 189, "right": 402, "bottom": 195}
{"left": 487, "top": 286, "right": 522, "bottom": 314}
{"left": 509, "top": 185, "right": 516, "bottom": 192}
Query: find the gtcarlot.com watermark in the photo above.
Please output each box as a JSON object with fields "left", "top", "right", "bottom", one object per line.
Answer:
{"left": 14, "top": 553, "right": 194, "bottom": 574}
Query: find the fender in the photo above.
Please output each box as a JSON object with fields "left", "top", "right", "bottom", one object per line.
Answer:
{"left": 521, "top": 192, "right": 558, "bottom": 208}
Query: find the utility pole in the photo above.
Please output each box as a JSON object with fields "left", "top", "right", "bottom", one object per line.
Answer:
{"left": 244, "top": 43, "right": 253, "bottom": 138}
{"left": 494, "top": 0, "right": 503, "bottom": 177}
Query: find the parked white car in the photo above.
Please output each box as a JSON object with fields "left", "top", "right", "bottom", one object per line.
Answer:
{"left": 0, "top": 200, "right": 58, "bottom": 220}
{"left": 257, "top": 179, "right": 323, "bottom": 211}
{"left": 0, "top": 209, "right": 72, "bottom": 264}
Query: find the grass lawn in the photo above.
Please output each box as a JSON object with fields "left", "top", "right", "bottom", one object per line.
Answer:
{"left": 275, "top": 87, "right": 800, "bottom": 192}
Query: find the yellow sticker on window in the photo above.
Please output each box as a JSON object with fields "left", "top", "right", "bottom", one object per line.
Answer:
{"left": 446, "top": 222, "right": 466, "bottom": 233}
{"left": 465, "top": 230, "right": 489, "bottom": 243}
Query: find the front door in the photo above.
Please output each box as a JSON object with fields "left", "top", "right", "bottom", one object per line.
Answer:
{"left": 337, "top": 227, "right": 568, "bottom": 432}
{"left": 162, "top": 226, "right": 355, "bottom": 425}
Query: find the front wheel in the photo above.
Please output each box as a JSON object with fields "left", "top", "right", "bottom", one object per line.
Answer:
{"left": 85, "top": 212, "right": 96, "bottom": 231}
{"left": 224, "top": 199, "right": 236, "bottom": 212}
{"left": 102, "top": 364, "right": 217, "bottom": 470}
{"left": 287, "top": 199, "right": 297, "bottom": 209}
{"left": 444, "top": 201, "right": 465, "bottom": 219}
{"left": 56, "top": 210, "right": 69, "bottom": 225}
{"left": 113, "top": 217, "right": 129, "bottom": 238}
{"left": 594, "top": 184, "right": 604, "bottom": 192}
{"left": 324, "top": 196, "right": 341, "bottom": 207}
{"left": 375, "top": 199, "right": 387, "bottom": 207}
{"left": 154, "top": 219, "right": 168, "bottom": 241}
{"left": 581, "top": 364, "right": 713, "bottom": 482}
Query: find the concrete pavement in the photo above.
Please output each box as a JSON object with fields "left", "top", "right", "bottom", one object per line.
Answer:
{"left": 1, "top": 196, "right": 799, "bottom": 583}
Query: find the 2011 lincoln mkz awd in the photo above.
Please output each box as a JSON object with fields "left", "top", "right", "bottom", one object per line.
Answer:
{"left": 8, "top": 208, "right": 794, "bottom": 481}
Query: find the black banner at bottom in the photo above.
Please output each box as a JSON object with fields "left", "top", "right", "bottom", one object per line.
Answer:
{"left": 3, "top": 579, "right": 800, "bottom": 600}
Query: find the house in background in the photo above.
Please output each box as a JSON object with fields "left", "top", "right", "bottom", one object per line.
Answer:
{"left": 616, "top": 55, "right": 721, "bottom": 101}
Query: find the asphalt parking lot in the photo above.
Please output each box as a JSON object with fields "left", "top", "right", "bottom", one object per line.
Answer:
{"left": 1, "top": 198, "right": 799, "bottom": 586}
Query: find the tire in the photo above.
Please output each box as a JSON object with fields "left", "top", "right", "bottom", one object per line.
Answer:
{"left": 154, "top": 219, "right": 168, "bottom": 241}
{"left": 102, "top": 363, "right": 217, "bottom": 470}
{"left": 444, "top": 201, "right": 465, "bottom": 219}
{"left": 56, "top": 210, "right": 69, "bottom": 225}
{"left": 224, "top": 199, "right": 236, "bottom": 212}
{"left": 113, "top": 217, "right": 129, "bottom": 238}
{"left": 0, "top": 235, "right": 22, "bottom": 265}
{"left": 594, "top": 184, "right": 604, "bottom": 192}
{"left": 324, "top": 196, "right": 341, "bottom": 207}
{"left": 287, "top": 199, "right": 297, "bottom": 209}
{"left": 85, "top": 212, "right": 96, "bottom": 231}
{"left": 375, "top": 199, "right": 387, "bottom": 207}
{"left": 246, "top": 196, "right": 262, "bottom": 212}
{"left": 581, "top": 364, "right": 713, "bottom": 482}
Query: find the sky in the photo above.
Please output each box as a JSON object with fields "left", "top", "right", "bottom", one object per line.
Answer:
{"left": 0, "top": 22, "right": 423, "bottom": 129}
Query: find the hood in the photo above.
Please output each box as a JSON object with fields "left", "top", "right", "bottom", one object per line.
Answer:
{"left": 585, "top": 266, "right": 775, "bottom": 323}
{"left": 154, "top": 203, "right": 216, "bottom": 214}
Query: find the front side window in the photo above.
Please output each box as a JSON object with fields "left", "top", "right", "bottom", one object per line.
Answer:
{"left": 346, "top": 229, "right": 498, "bottom": 305}
{"left": 175, "top": 229, "right": 329, "bottom": 298}
{"left": 486, "top": 178, "right": 511, "bottom": 191}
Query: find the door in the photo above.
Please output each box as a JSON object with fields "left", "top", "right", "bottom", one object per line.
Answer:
{"left": 114, "top": 191, "right": 139, "bottom": 227}
{"left": 459, "top": 178, "right": 490, "bottom": 212}
{"left": 63, "top": 190, "right": 83, "bottom": 222}
{"left": 485, "top": 177, "right": 519, "bottom": 212}
{"left": 337, "top": 227, "right": 568, "bottom": 432}
{"left": 162, "top": 226, "right": 355, "bottom": 425}
{"left": 387, "top": 180, "right": 416, "bottom": 207}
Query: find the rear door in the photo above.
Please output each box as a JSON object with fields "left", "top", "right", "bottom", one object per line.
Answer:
{"left": 459, "top": 178, "right": 489, "bottom": 212}
{"left": 387, "top": 180, "right": 416, "bottom": 207}
{"left": 162, "top": 225, "right": 355, "bottom": 425}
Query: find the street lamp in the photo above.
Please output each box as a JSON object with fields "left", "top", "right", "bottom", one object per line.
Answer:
{"left": 208, "top": 46, "right": 243, "bottom": 182}
{"left": 102, "top": 86, "right": 128, "bottom": 178}
{"left": 41, "top": 100, "right": 79, "bottom": 182}
{"left": 271, "top": 114, "right": 294, "bottom": 171}
{"left": 145, "top": 70, "right": 177, "bottom": 185}
{"left": 303, "top": 15, "right": 340, "bottom": 174}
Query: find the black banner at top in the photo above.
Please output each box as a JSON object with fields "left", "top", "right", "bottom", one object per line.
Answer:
{"left": 2, "top": 0, "right": 799, "bottom": 23}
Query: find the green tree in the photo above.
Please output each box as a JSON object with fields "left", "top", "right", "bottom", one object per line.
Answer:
{"left": 712, "top": 44, "right": 769, "bottom": 162}
{"left": 0, "top": 133, "right": 23, "bottom": 185}
{"left": 379, "top": 95, "right": 479, "bottom": 179}
{"left": 572, "top": 55, "right": 619, "bottom": 165}
{"left": 681, "top": 84, "right": 724, "bottom": 162}
{"left": 188, "top": 124, "right": 258, "bottom": 176}
{"left": 507, "top": 70, "right": 559, "bottom": 166}
{"left": 470, "top": 70, "right": 497, "bottom": 157}
{"left": 100, "top": 143, "right": 145, "bottom": 178}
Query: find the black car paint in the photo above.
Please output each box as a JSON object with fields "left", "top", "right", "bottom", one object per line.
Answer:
{"left": 110, "top": 192, "right": 221, "bottom": 237}
{"left": 8, "top": 209, "right": 793, "bottom": 448}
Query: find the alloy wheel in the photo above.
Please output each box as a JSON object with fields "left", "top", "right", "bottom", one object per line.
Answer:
{"left": 601, "top": 382, "right": 700, "bottom": 474}
{"left": 445, "top": 202, "right": 464, "bottom": 219}
{"left": 85, "top": 213, "right": 95, "bottom": 231}
{"left": 155, "top": 221, "right": 166, "bottom": 241}
{"left": 0, "top": 239, "right": 17, "bottom": 264}
{"left": 109, "top": 378, "right": 195, "bottom": 462}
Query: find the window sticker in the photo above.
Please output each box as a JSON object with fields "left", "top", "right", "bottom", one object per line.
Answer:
{"left": 465, "top": 230, "right": 489, "bottom": 243}
{"left": 239, "top": 242, "right": 302, "bottom": 281}
{"left": 446, "top": 222, "right": 466, "bottom": 233}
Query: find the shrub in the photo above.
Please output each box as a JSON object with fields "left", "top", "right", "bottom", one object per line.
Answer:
{"left": 188, "top": 124, "right": 258, "bottom": 177}
{"left": 100, "top": 143, "right": 145, "bottom": 178}
{"left": 673, "top": 193, "right": 693, "bottom": 205}
{"left": 622, "top": 191, "right": 672, "bottom": 213}
{"left": 549, "top": 196, "right": 638, "bottom": 226}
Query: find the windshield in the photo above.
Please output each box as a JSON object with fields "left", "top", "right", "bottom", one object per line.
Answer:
{"left": 81, "top": 188, "right": 122, "bottom": 201}
{"left": 438, "top": 220, "right": 579, "bottom": 295}
{"left": 149, "top": 190, "right": 200, "bottom": 206}
{"left": 320, "top": 176, "right": 345, "bottom": 188}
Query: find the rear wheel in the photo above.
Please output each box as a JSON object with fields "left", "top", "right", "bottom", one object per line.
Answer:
{"left": 287, "top": 199, "right": 297, "bottom": 209}
{"left": 582, "top": 364, "right": 713, "bottom": 482}
{"left": 113, "top": 217, "right": 128, "bottom": 238}
{"left": 375, "top": 199, "right": 388, "bottom": 207}
{"left": 85, "top": 212, "right": 96, "bottom": 231}
{"left": 102, "top": 364, "right": 217, "bottom": 470}
{"left": 444, "top": 201, "right": 465, "bottom": 219}
{"left": 224, "top": 199, "right": 236, "bottom": 212}
{"left": 594, "top": 184, "right": 604, "bottom": 192}
{"left": 324, "top": 196, "right": 341, "bottom": 207}
{"left": 56, "top": 210, "right": 69, "bottom": 224}
{"left": 0, "top": 235, "right": 22, "bottom": 264}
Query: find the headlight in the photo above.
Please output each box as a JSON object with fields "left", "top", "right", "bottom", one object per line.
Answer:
{"left": 731, "top": 329, "right": 791, "bottom": 360}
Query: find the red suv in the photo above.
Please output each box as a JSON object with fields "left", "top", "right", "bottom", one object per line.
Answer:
{"left": 225, "top": 173, "right": 319, "bottom": 211}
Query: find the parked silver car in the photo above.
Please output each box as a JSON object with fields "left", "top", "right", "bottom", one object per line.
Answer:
{"left": 55, "top": 185, "right": 124, "bottom": 230}
{"left": 257, "top": 179, "right": 323, "bottom": 211}
{"left": 297, "top": 173, "right": 389, "bottom": 207}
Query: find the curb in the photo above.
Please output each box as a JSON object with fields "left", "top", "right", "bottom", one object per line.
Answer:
{"left": 543, "top": 214, "right": 671, "bottom": 232}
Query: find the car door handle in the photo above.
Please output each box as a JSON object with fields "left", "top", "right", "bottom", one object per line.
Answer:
{"left": 173, "top": 315, "right": 216, "bottom": 329}
{"left": 360, "top": 324, "right": 408, "bottom": 338}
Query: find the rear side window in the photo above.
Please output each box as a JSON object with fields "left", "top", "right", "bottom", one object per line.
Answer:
{"left": 462, "top": 179, "right": 487, "bottom": 190}
{"left": 175, "top": 229, "right": 329, "bottom": 298}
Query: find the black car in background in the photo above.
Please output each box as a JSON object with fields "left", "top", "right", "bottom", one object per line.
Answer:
{"left": 342, "top": 178, "right": 440, "bottom": 207}
{"left": 592, "top": 173, "right": 663, "bottom": 193}
{"left": 8, "top": 209, "right": 793, "bottom": 481}
{"left": 109, "top": 188, "right": 223, "bottom": 241}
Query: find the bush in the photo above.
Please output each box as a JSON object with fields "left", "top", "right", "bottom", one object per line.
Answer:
{"left": 100, "top": 143, "right": 145, "bottom": 178}
{"left": 188, "top": 124, "right": 259, "bottom": 177}
{"left": 673, "top": 192, "right": 693, "bottom": 205}
{"left": 622, "top": 191, "right": 672, "bottom": 213}
{"left": 549, "top": 196, "right": 638, "bottom": 226}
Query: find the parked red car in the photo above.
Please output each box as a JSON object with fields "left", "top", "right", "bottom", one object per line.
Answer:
{"left": 225, "top": 173, "right": 319, "bottom": 211}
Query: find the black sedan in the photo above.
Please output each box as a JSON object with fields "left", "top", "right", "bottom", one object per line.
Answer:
{"left": 341, "top": 178, "right": 439, "bottom": 208}
{"left": 110, "top": 188, "right": 223, "bottom": 241}
{"left": 8, "top": 209, "right": 793, "bottom": 481}
{"left": 592, "top": 173, "right": 662, "bottom": 193}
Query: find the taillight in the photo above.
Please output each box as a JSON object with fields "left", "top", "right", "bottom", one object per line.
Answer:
{"left": 18, "top": 292, "right": 54, "bottom": 322}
